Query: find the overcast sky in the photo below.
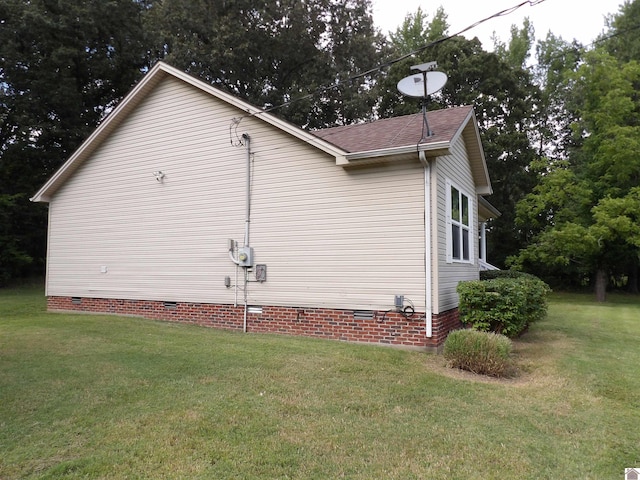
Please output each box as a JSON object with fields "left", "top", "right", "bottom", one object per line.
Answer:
{"left": 372, "top": 0, "right": 624, "bottom": 51}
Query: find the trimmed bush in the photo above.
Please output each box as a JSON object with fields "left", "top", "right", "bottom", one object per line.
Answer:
{"left": 457, "top": 272, "right": 551, "bottom": 338}
{"left": 442, "top": 329, "right": 513, "bottom": 377}
{"left": 480, "top": 270, "right": 539, "bottom": 281}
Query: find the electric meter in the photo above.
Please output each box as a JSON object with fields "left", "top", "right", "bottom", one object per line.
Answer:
{"left": 238, "top": 246, "right": 254, "bottom": 267}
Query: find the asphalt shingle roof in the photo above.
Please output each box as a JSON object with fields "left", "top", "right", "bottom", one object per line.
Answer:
{"left": 313, "top": 105, "right": 474, "bottom": 154}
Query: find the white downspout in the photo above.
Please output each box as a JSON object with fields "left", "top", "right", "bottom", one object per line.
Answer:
{"left": 420, "top": 151, "right": 433, "bottom": 338}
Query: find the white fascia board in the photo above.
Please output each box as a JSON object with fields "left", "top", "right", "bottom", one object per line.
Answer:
{"left": 338, "top": 141, "right": 451, "bottom": 166}
{"left": 450, "top": 108, "right": 492, "bottom": 194}
{"left": 449, "top": 107, "right": 475, "bottom": 146}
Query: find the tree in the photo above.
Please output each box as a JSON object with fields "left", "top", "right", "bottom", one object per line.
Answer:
{"left": 532, "top": 33, "right": 583, "bottom": 162}
{"left": 144, "top": 0, "right": 384, "bottom": 128}
{"left": 511, "top": 49, "right": 640, "bottom": 299}
{"left": 603, "top": 0, "right": 640, "bottom": 62}
{"left": 493, "top": 17, "right": 535, "bottom": 69}
{"left": 592, "top": 188, "right": 640, "bottom": 294}
{"left": 0, "top": 0, "right": 150, "bottom": 281}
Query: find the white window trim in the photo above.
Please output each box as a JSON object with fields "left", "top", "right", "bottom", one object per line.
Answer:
{"left": 446, "top": 179, "right": 474, "bottom": 264}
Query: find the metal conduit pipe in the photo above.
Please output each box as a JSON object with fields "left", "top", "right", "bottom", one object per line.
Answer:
{"left": 242, "top": 133, "right": 251, "bottom": 333}
{"left": 242, "top": 133, "right": 251, "bottom": 248}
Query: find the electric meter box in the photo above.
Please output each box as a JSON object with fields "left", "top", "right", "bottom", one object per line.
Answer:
{"left": 238, "top": 246, "right": 254, "bottom": 267}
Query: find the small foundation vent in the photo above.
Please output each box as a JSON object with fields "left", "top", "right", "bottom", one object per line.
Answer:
{"left": 353, "top": 310, "right": 374, "bottom": 321}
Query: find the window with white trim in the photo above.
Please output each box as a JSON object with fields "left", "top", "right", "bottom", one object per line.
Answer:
{"left": 447, "top": 180, "right": 473, "bottom": 263}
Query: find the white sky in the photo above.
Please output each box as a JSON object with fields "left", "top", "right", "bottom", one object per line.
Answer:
{"left": 372, "top": 0, "right": 624, "bottom": 51}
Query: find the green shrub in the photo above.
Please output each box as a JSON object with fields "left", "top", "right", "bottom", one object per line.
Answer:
{"left": 457, "top": 273, "right": 551, "bottom": 338}
{"left": 480, "top": 270, "right": 538, "bottom": 281}
{"left": 442, "top": 329, "right": 514, "bottom": 377}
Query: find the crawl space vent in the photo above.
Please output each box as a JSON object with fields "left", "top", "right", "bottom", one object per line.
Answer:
{"left": 353, "top": 310, "right": 374, "bottom": 321}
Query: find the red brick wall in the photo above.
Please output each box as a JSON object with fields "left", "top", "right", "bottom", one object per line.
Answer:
{"left": 47, "top": 296, "right": 461, "bottom": 349}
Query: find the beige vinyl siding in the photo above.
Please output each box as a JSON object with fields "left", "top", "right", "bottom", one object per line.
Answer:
{"left": 46, "top": 76, "right": 427, "bottom": 311}
{"left": 433, "top": 135, "right": 479, "bottom": 313}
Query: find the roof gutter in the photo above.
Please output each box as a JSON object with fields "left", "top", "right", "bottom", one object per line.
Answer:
{"left": 337, "top": 141, "right": 450, "bottom": 166}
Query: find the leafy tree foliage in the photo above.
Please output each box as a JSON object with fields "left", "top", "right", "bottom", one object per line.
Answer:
{"left": 532, "top": 33, "right": 584, "bottom": 162}
{"left": 493, "top": 17, "right": 535, "bottom": 69}
{"left": 0, "top": 0, "right": 149, "bottom": 282}
{"left": 511, "top": 49, "right": 640, "bottom": 298}
{"left": 603, "top": 0, "right": 640, "bottom": 62}
{"left": 144, "top": 0, "right": 384, "bottom": 128}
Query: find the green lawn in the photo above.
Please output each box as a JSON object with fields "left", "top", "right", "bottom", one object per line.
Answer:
{"left": 1, "top": 285, "right": 639, "bottom": 479}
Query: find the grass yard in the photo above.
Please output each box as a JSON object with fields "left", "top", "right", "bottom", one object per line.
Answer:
{"left": 1, "top": 285, "right": 639, "bottom": 479}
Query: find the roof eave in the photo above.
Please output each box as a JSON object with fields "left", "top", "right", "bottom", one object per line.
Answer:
{"left": 337, "top": 141, "right": 451, "bottom": 166}
{"left": 478, "top": 195, "right": 501, "bottom": 219}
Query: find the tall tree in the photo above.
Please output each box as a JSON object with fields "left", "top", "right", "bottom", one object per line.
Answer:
{"left": 511, "top": 49, "right": 640, "bottom": 299}
{"left": 603, "top": 0, "right": 640, "bottom": 62}
{"left": 0, "top": 0, "right": 150, "bottom": 283}
{"left": 532, "top": 33, "right": 583, "bottom": 162}
{"left": 493, "top": 17, "right": 535, "bottom": 69}
{"left": 145, "top": 0, "right": 384, "bottom": 128}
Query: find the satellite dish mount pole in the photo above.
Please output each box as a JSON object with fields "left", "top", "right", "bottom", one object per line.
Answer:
{"left": 420, "top": 76, "right": 431, "bottom": 140}
{"left": 412, "top": 61, "right": 437, "bottom": 141}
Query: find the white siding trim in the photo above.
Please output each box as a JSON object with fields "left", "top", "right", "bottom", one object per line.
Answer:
{"left": 445, "top": 178, "right": 453, "bottom": 264}
{"left": 445, "top": 178, "right": 474, "bottom": 265}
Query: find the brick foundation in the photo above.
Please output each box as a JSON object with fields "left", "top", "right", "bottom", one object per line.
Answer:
{"left": 47, "top": 296, "right": 461, "bottom": 349}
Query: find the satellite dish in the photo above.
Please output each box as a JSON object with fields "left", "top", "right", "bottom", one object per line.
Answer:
{"left": 397, "top": 71, "right": 448, "bottom": 98}
{"left": 397, "top": 62, "right": 447, "bottom": 139}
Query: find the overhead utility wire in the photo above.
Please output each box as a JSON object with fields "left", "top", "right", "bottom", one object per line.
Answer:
{"left": 583, "top": 22, "right": 640, "bottom": 49}
{"left": 238, "top": 0, "right": 547, "bottom": 121}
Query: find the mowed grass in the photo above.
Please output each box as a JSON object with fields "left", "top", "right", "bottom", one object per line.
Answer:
{"left": 1, "top": 285, "right": 639, "bottom": 479}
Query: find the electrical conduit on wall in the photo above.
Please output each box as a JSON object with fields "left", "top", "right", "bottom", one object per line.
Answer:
{"left": 242, "top": 133, "right": 251, "bottom": 333}
{"left": 227, "top": 133, "right": 253, "bottom": 333}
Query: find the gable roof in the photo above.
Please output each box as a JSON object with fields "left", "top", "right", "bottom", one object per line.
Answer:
{"left": 31, "top": 61, "right": 347, "bottom": 203}
{"left": 32, "top": 61, "right": 492, "bottom": 202}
